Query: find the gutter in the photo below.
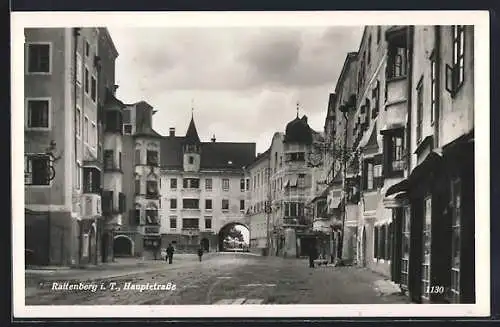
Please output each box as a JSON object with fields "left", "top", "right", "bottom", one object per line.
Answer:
{"left": 406, "top": 26, "right": 414, "bottom": 177}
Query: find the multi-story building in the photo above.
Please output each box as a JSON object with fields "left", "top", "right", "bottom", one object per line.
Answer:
{"left": 384, "top": 25, "right": 475, "bottom": 304}
{"left": 109, "top": 101, "right": 163, "bottom": 259}
{"left": 267, "top": 112, "right": 320, "bottom": 258}
{"left": 24, "top": 28, "right": 113, "bottom": 266}
{"left": 246, "top": 150, "right": 271, "bottom": 255}
{"left": 159, "top": 116, "right": 256, "bottom": 253}
{"left": 316, "top": 25, "right": 475, "bottom": 304}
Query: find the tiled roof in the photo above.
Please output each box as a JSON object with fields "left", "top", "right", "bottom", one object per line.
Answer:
{"left": 160, "top": 136, "right": 256, "bottom": 170}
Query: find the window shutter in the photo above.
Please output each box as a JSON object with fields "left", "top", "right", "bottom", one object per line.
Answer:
{"left": 362, "top": 160, "right": 368, "bottom": 190}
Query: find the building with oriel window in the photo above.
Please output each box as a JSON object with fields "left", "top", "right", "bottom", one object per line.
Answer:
{"left": 24, "top": 28, "right": 117, "bottom": 266}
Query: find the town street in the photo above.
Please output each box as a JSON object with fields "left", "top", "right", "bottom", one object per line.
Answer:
{"left": 26, "top": 253, "right": 409, "bottom": 305}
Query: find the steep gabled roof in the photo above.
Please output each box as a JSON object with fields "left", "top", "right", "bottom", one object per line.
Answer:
{"left": 184, "top": 116, "right": 201, "bottom": 144}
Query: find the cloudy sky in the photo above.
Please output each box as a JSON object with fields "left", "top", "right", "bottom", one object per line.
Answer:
{"left": 108, "top": 26, "right": 363, "bottom": 154}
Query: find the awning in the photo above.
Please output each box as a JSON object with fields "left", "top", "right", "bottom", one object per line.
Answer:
{"left": 283, "top": 177, "right": 290, "bottom": 188}
{"left": 385, "top": 179, "right": 409, "bottom": 197}
{"left": 289, "top": 175, "right": 298, "bottom": 187}
{"left": 310, "top": 186, "right": 330, "bottom": 203}
{"left": 380, "top": 123, "right": 405, "bottom": 135}
{"left": 359, "top": 119, "right": 378, "bottom": 149}
{"left": 408, "top": 150, "right": 443, "bottom": 185}
{"left": 383, "top": 191, "right": 409, "bottom": 208}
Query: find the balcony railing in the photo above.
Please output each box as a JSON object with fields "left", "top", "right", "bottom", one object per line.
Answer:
{"left": 145, "top": 192, "right": 160, "bottom": 199}
{"left": 283, "top": 216, "right": 309, "bottom": 227}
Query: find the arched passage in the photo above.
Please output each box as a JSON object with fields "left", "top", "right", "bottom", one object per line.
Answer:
{"left": 113, "top": 235, "right": 134, "bottom": 257}
{"left": 218, "top": 222, "right": 250, "bottom": 252}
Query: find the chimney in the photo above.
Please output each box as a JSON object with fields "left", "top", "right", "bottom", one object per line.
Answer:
{"left": 169, "top": 128, "right": 175, "bottom": 137}
{"left": 211, "top": 134, "right": 216, "bottom": 143}
{"left": 112, "top": 85, "right": 119, "bottom": 95}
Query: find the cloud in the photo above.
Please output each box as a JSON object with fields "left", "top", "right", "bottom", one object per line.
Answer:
{"left": 108, "top": 26, "right": 363, "bottom": 153}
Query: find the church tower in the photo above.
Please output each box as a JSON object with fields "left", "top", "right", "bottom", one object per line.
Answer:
{"left": 183, "top": 114, "right": 201, "bottom": 172}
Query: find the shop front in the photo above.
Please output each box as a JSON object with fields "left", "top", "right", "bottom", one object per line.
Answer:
{"left": 384, "top": 133, "right": 474, "bottom": 304}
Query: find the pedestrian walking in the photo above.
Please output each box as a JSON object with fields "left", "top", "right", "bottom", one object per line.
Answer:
{"left": 308, "top": 245, "right": 318, "bottom": 268}
{"left": 166, "top": 243, "right": 174, "bottom": 264}
{"left": 197, "top": 246, "right": 204, "bottom": 262}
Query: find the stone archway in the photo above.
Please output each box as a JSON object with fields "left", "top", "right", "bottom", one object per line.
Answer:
{"left": 218, "top": 222, "right": 250, "bottom": 252}
{"left": 113, "top": 235, "right": 134, "bottom": 257}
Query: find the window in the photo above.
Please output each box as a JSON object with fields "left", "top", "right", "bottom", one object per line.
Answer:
{"left": 183, "top": 199, "right": 199, "bottom": 209}
{"left": 91, "top": 122, "right": 96, "bottom": 148}
{"left": 297, "top": 174, "right": 306, "bottom": 188}
{"left": 364, "top": 160, "right": 374, "bottom": 190}
{"left": 205, "top": 178, "right": 213, "bottom": 191}
{"left": 222, "top": 179, "right": 230, "bottom": 191}
{"left": 401, "top": 207, "right": 411, "bottom": 287}
{"left": 27, "top": 99, "right": 49, "bottom": 129}
{"left": 135, "top": 149, "right": 141, "bottom": 165}
{"left": 285, "top": 152, "right": 305, "bottom": 162}
{"left": 76, "top": 54, "right": 82, "bottom": 84}
{"left": 25, "top": 154, "right": 51, "bottom": 185}
{"left": 188, "top": 156, "right": 194, "bottom": 164}
{"left": 76, "top": 107, "right": 81, "bottom": 137}
{"left": 450, "top": 178, "right": 462, "bottom": 303}
{"left": 147, "top": 150, "right": 158, "bottom": 166}
{"left": 84, "top": 116, "right": 89, "bottom": 143}
{"left": 387, "top": 46, "right": 407, "bottom": 79}
{"left": 183, "top": 178, "right": 200, "bottom": 189}
{"left": 416, "top": 78, "right": 424, "bottom": 143}
{"left": 84, "top": 67, "right": 89, "bottom": 94}
{"left": 134, "top": 209, "right": 141, "bottom": 225}
{"left": 170, "top": 178, "right": 177, "bottom": 189}
{"left": 421, "top": 196, "right": 432, "bottom": 300}
{"left": 83, "top": 167, "right": 100, "bottom": 193}
{"left": 170, "top": 199, "right": 177, "bottom": 209}
{"left": 430, "top": 52, "right": 438, "bottom": 124}
{"left": 205, "top": 217, "right": 212, "bottom": 229}
{"left": 74, "top": 162, "right": 81, "bottom": 189}
{"left": 240, "top": 200, "right": 245, "bottom": 211}
{"left": 182, "top": 218, "right": 199, "bottom": 229}
{"left": 170, "top": 217, "right": 177, "bottom": 229}
{"left": 367, "top": 35, "right": 372, "bottom": 64}
{"left": 372, "top": 80, "right": 380, "bottom": 118}
{"left": 104, "top": 150, "right": 114, "bottom": 170}
{"left": 122, "top": 109, "right": 131, "bottom": 123}
{"left": 145, "top": 209, "right": 159, "bottom": 225}
{"left": 85, "top": 40, "right": 90, "bottom": 57}
{"left": 377, "top": 26, "right": 381, "bottom": 44}
{"left": 27, "top": 43, "right": 50, "bottom": 73}
{"left": 123, "top": 124, "right": 132, "bottom": 135}
{"left": 146, "top": 180, "right": 159, "bottom": 198}
{"left": 205, "top": 199, "right": 212, "bottom": 210}
{"left": 374, "top": 226, "right": 379, "bottom": 259}
{"left": 135, "top": 176, "right": 141, "bottom": 194}
{"left": 245, "top": 178, "right": 250, "bottom": 191}
{"left": 240, "top": 179, "right": 245, "bottom": 191}
{"left": 91, "top": 76, "right": 97, "bottom": 102}
{"left": 222, "top": 199, "right": 229, "bottom": 211}
{"left": 446, "top": 25, "right": 465, "bottom": 95}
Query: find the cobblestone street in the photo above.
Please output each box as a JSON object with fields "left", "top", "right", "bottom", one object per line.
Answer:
{"left": 26, "top": 253, "right": 409, "bottom": 305}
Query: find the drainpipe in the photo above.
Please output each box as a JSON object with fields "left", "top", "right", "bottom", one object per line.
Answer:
{"left": 434, "top": 25, "right": 441, "bottom": 147}
{"left": 406, "top": 26, "right": 414, "bottom": 178}
{"left": 73, "top": 27, "right": 81, "bottom": 265}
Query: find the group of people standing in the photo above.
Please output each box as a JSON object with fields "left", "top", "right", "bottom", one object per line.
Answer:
{"left": 162, "top": 243, "right": 205, "bottom": 264}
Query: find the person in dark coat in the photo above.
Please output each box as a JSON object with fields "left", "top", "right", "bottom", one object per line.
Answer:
{"left": 308, "top": 245, "right": 318, "bottom": 268}
{"left": 166, "top": 243, "right": 174, "bottom": 264}
{"left": 197, "top": 247, "right": 204, "bottom": 262}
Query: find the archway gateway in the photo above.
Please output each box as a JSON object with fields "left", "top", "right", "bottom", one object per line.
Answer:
{"left": 113, "top": 235, "right": 134, "bottom": 257}
{"left": 218, "top": 222, "right": 250, "bottom": 252}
